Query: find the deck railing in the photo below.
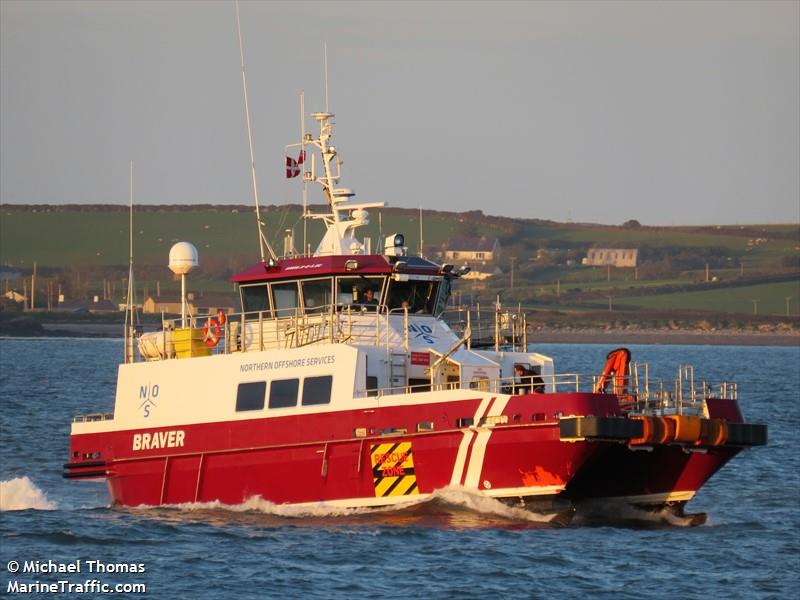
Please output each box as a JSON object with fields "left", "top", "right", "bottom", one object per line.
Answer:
{"left": 354, "top": 370, "right": 738, "bottom": 416}
{"left": 129, "top": 306, "right": 739, "bottom": 418}
{"left": 138, "top": 304, "right": 420, "bottom": 359}
{"left": 77, "top": 361, "right": 737, "bottom": 425}
{"left": 442, "top": 305, "right": 528, "bottom": 351}
{"left": 72, "top": 412, "right": 115, "bottom": 423}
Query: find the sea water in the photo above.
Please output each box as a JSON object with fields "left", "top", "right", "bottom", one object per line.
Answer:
{"left": 1, "top": 338, "right": 798, "bottom": 599}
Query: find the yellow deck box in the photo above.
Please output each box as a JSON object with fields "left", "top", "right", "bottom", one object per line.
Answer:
{"left": 172, "top": 327, "right": 212, "bottom": 359}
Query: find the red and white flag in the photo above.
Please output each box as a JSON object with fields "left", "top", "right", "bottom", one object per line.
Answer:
{"left": 285, "top": 150, "right": 305, "bottom": 178}
{"left": 285, "top": 156, "right": 300, "bottom": 178}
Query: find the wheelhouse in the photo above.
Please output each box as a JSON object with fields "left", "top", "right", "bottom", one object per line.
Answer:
{"left": 232, "top": 254, "right": 451, "bottom": 319}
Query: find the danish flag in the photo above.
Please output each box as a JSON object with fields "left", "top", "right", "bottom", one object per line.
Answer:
{"left": 285, "top": 156, "right": 300, "bottom": 178}
{"left": 285, "top": 150, "right": 306, "bottom": 178}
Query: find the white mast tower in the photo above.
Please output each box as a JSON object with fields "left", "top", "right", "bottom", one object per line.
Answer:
{"left": 286, "top": 111, "right": 384, "bottom": 256}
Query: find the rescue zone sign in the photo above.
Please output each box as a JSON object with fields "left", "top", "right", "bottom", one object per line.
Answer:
{"left": 370, "top": 442, "right": 420, "bottom": 497}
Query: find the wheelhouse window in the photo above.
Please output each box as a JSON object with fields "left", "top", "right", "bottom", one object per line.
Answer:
{"left": 301, "top": 278, "right": 333, "bottom": 314}
{"left": 386, "top": 277, "right": 441, "bottom": 314}
{"left": 271, "top": 281, "right": 300, "bottom": 318}
{"left": 435, "top": 278, "right": 451, "bottom": 316}
{"left": 236, "top": 382, "right": 266, "bottom": 411}
{"left": 336, "top": 276, "right": 386, "bottom": 308}
{"left": 240, "top": 284, "right": 270, "bottom": 316}
{"left": 301, "top": 375, "right": 333, "bottom": 406}
{"left": 269, "top": 378, "right": 299, "bottom": 409}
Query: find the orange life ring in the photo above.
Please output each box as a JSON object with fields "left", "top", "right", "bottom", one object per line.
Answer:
{"left": 216, "top": 309, "right": 227, "bottom": 326}
{"left": 202, "top": 318, "right": 221, "bottom": 347}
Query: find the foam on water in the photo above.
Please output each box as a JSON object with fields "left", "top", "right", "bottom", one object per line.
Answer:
{"left": 131, "top": 487, "right": 559, "bottom": 524}
{"left": 0, "top": 476, "right": 57, "bottom": 511}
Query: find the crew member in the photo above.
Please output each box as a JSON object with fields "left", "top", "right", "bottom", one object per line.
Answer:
{"left": 360, "top": 287, "right": 378, "bottom": 310}
{"left": 514, "top": 364, "right": 530, "bottom": 394}
{"left": 514, "top": 364, "right": 545, "bottom": 394}
{"left": 363, "top": 288, "right": 377, "bottom": 303}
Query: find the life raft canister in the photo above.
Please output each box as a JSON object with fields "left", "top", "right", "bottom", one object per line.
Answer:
{"left": 202, "top": 317, "right": 222, "bottom": 347}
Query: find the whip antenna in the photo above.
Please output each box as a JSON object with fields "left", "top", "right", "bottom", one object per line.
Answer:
{"left": 324, "top": 43, "right": 330, "bottom": 113}
{"left": 123, "top": 160, "right": 138, "bottom": 364}
{"left": 235, "top": 0, "right": 277, "bottom": 264}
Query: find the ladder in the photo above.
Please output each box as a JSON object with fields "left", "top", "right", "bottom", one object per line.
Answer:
{"left": 389, "top": 353, "right": 408, "bottom": 391}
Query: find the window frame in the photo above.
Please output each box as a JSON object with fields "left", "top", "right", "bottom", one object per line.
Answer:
{"left": 268, "top": 377, "right": 300, "bottom": 409}
{"left": 269, "top": 280, "right": 301, "bottom": 319}
{"left": 301, "top": 375, "right": 334, "bottom": 406}
{"left": 235, "top": 381, "right": 267, "bottom": 412}
{"left": 299, "top": 277, "right": 334, "bottom": 315}
{"left": 386, "top": 276, "right": 442, "bottom": 314}
{"left": 334, "top": 275, "right": 387, "bottom": 308}
{"left": 239, "top": 283, "right": 272, "bottom": 317}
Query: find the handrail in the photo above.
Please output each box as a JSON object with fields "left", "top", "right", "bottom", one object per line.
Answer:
{"left": 131, "top": 308, "right": 740, "bottom": 416}
{"left": 72, "top": 412, "right": 115, "bottom": 423}
{"left": 353, "top": 370, "right": 739, "bottom": 413}
{"left": 442, "top": 306, "right": 528, "bottom": 351}
{"left": 78, "top": 361, "right": 737, "bottom": 424}
{"left": 144, "top": 303, "right": 438, "bottom": 357}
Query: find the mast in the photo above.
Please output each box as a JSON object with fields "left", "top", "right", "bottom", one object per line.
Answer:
{"left": 324, "top": 43, "right": 330, "bottom": 114}
{"left": 283, "top": 47, "right": 384, "bottom": 257}
{"left": 124, "top": 161, "right": 137, "bottom": 364}
{"left": 419, "top": 206, "right": 424, "bottom": 257}
{"left": 235, "top": 0, "right": 277, "bottom": 264}
{"left": 301, "top": 91, "right": 308, "bottom": 256}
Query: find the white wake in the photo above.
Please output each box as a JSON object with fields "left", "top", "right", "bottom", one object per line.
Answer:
{"left": 0, "top": 476, "right": 57, "bottom": 511}
{"left": 133, "top": 486, "right": 559, "bottom": 524}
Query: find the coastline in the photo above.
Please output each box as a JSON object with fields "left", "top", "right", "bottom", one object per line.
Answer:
{"left": 0, "top": 319, "right": 796, "bottom": 346}
{"left": 527, "top": 328, "right": 799, "bottom": 347}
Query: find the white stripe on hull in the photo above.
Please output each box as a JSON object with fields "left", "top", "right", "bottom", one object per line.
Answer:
{"left": 448, "top": 395, "right": 495, "bottom": 486}
{"left": 463, "top": 396, "right": 510, "bottom": 489}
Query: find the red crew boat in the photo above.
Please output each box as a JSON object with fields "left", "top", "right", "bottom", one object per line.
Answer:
{"left": 64, "top": 104, "right": 766, "bottom": 524}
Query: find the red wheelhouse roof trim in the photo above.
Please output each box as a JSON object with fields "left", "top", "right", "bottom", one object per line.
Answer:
{"left": 230, "top": 255, "right": 442, "bottom": 284}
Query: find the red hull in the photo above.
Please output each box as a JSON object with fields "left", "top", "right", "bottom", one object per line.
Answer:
{"left": 68, "top": 393, "right": 619, "bottom": 508}
{"left": 562, "top": 397, "right": 748, "bottom": 505}
{"left": 563, "top": 443, "right": 741, "bottom": 504}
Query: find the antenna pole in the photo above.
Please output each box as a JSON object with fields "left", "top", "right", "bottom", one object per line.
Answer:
{"left": 128, "top": 162, "right": 134, "bottom": 274}
{"left": 235, "top": 0, "right": 277, "bottom": 264}
{"left": 124, "top": 161, "right": 136, "bottom": 364}
{"left": 324, "top": 43, "right": 329, "bottom": 113}
{"left": 301, "top": 91, "right": 308, "bottom": 255}
{"left": 419, "top": 206, "right": 424, "bottom": 257}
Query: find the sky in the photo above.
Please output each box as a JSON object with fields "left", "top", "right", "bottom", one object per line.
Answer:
{"left": 1, "top": 0, "right": 798, "bottom": 226}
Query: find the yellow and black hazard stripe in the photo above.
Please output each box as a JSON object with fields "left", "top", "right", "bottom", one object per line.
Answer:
{"left": 370, "top": 442, "right": 420, "bottom": 498}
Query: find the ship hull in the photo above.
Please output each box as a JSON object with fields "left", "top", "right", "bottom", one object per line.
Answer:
{"left": 67, "top": 393, "right": 615, "bottom": 511}
{"left": 562, "top": 442, "right": 741, "bottom": 506}
{"left": 560, "top": 397, "right": 756, "bottom": 517}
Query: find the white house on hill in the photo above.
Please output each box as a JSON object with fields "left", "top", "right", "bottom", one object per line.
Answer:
{"left": 441, "top": 237, "right": 501, "bottom": 262}
{"left": 583, "top": 248, "right": 639, "bottom": 268}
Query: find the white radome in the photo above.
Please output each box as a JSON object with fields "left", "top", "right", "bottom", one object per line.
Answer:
{"left": 168, "top": 242, "right": 199, "bottom": 275}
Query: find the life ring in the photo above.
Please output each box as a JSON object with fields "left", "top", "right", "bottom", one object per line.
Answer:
{"left": 216, "top": 309, "right": 227, "bottom": 326}
{"left": 202, "top": 318, "right": 221, "bottom": 347}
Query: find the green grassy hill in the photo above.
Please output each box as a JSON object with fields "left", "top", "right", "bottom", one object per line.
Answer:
{"left": 1, "top": 204, "right": 798, "bottom": 321}
{"left": 612, "top": 280, "right": 800, "bottom": 316}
